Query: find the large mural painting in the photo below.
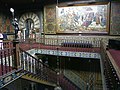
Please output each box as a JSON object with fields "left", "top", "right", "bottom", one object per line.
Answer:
{"left": 57, "top": 4, "right": 108, "bottom": 34}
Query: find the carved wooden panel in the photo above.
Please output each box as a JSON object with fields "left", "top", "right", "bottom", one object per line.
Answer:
{"left": 44, "top": 5, "right": 56, "bottom": 34}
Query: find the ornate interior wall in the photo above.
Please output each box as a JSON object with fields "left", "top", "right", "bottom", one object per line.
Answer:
{"left": 44, "top": 5, "right": 57, "bottom": 34}
{"left": 44, "top": 1, "right": 120, "bottom": 36}
{"left": 0, "top": 13, "right": 14, "bottom": 33}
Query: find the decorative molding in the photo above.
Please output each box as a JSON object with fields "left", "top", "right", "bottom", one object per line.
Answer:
{"left": 36, "top": 49, "right": 100, "bottom": 59}
{"left": 44, "top": 5, "right": 56, "bottom": 34}
{"left": 0, "top": 69, "right": 25, "bottom": 89}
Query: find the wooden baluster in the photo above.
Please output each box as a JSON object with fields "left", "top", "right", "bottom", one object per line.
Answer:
{"left": 4, "top": 49, "right": 7, "bottom": 74}
{"left": 36, "top": 60, "right": 40, "bottom": 78}
{"left": 8, "top": 48, "right": 11, "bottom": 71}
{"left": 0, "top": 50, "right": 4, "bottom": 75}
{"left": 27, "top": 55, "right": 31, "bottom": 72}
{"left": 24, "top": 54, "right": 27, "bottom": 71}
{"left": 31, "top": 57, "right": 33, "bottom": 73}
{"left": 20, "top": 51, "right": 23, "bottom": 69}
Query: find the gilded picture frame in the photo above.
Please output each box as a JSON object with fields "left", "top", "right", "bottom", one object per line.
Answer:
{"left": 57, "top": 3, "right": 109, "bottom": 34}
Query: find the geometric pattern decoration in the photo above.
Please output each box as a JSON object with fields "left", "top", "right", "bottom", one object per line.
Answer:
{"left": 0, "top": 69, "right": 26, "bottom": 89}
{"left": 44, "top": 5, "right": 56, "bottom": 34}
{"left": 37, "top": 49, "right": 100, "bottom": 59}
{"left": 19, "top": 12, "right": 40, "bottom": 30}
{"left": 27, "top": 49, "right": 100, "bottom": 59}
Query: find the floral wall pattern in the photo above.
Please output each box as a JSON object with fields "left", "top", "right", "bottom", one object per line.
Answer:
{"left": 0, "top": 14, "right": 14, "bottom": 34}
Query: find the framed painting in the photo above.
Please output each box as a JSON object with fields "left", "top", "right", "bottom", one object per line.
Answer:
{"left": 57, "top": 3, "right": 109, "bottom": 34}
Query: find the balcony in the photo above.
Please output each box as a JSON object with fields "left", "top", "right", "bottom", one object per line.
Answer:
{"left": 0, "top": 37, "right": 119, "bottom": 90}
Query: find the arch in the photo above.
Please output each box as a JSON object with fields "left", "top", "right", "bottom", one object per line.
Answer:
{"left": 19, "top": 12, "right": 40, "bottom": 39}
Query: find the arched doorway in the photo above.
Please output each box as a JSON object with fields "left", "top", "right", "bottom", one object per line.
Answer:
{"left": 19, "top": 12, "right": 40, "bottom": 40}
{"left": 25, "top": 18, "right": 34, "bottom": 38}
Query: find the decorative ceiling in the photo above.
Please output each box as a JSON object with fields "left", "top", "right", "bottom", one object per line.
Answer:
{"left": 0, "top": 0, "right": 67, "bottom": 5}
{"left": 0, "top": 0, "right": 110, "bottom": 13}
{"left": 0, "top": 0, "right": 63, "bottom": 11}
{"left": 0, "top": 0, "right": 107, "bottom": 6}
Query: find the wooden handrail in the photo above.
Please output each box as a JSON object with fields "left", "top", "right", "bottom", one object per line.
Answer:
{"left": 106, "top": 51, "right": 120, "bottom": 79}
{"left": 19, "top": 48, "right": 57, "bottom": 84}
{"left": 20, "top": 48, "right": 57, "bottom": 72}
{"left": 100, "top": 40, "right": 120, "bottom": 90}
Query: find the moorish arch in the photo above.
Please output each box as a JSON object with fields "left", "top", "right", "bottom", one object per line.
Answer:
{"left": 19, "top": 12, "right": 40, "bottom": 39}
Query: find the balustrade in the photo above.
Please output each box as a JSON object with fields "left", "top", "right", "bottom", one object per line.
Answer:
{"left": 1, "top": 37, "right": 120, "bottom": 89}
{"left": 0, "top": 41, "right": 14, "bottom": 76}
{"left": 100, "top": 41, "right": 120, "bottom": 90}
{"left": 0, "top": 40, "right": 57, "bottom": 87}
{"left": 19, "top": 37, "right": 101, "bottom": 53}
{"left": 20, "top": 48, "right": 57, "bottom": 83}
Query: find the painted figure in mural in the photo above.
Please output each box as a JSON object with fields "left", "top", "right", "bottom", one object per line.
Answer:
{"left": 95, "top": 12, "right": 100, "bottom": 25}
{"left": 81, "top": 12, "right": 94, "bottom": 29}
{"left": 100, "top": 15, "right": 106, "bottom": 27}
{"left": 0, "top": 30, "right": 3, "bottom": 49}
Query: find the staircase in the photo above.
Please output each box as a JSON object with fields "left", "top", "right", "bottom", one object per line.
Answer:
{"left": 0, "top": 38, "right": 103, "bottom": 89}
{"left": 20, "top": 48, "right": 57, "bottom": 86}
{"left": 0, "top": 40, "right": 79, "bottom": 90}
{"left": 59, "top": 74, "right": 78, "bottom": 90}
{"left": 64, "top": 70, "right": 87, "bottom": 90}
{"left": 0, "top": 40, "right": 57, "bottom": 89}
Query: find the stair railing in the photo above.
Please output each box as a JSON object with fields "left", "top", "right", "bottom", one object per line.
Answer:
{"left": 19, "top": 48, "right": 57, "bottom": 84}
{"left": 0, "top": 40, "right": 57, "bottom": 88}
{"left": 100, "top": 40, "right": 120, "bottom": 90}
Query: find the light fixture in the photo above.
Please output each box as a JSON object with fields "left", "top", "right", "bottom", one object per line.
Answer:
{"left": 10, "top": 8, "right": 15, "bottom": 20}
{"left": 10, "top": 8, "right": 14, "bottom": 13}
{"left": 10, "top": 8, "right": 19, "bottom": 39}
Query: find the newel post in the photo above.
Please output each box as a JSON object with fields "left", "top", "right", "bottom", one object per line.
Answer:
{"left": 13, "top": 39, "right": 20, "bottom": 69}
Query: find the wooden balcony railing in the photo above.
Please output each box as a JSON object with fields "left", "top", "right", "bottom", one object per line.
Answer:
{"left": 19, "top": 38, "right": 100, "bottom": 53}
{"left": 0, "top": 41, "right": 14, "bottom": 76}
{"left": 100, "top": 41, "right": 120, "bottom": 90}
